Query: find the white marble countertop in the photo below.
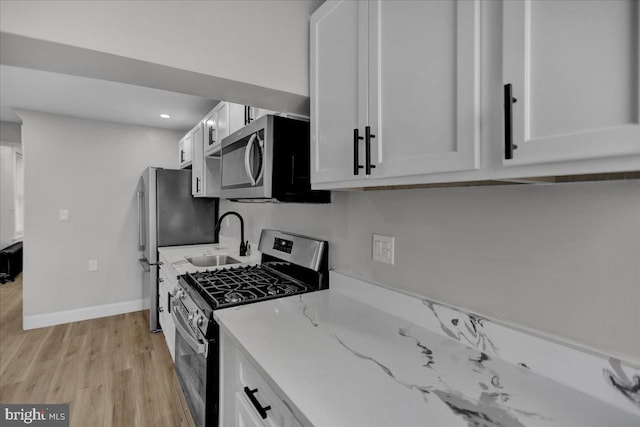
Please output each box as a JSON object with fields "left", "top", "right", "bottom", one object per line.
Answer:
{"left": 158, "top": 236, "right": 261, "bottom": 276}
{"left": 215, "top": 285, "right": 640, "bottom": 427}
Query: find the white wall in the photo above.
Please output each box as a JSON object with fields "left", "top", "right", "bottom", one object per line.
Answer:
{"left": 0, "top": 120, "right": 21, "bottom": 143}
{"left": 0, "top": 0, "right": 323, "bottom": 97}
{"left": 220, "top": 180, "right": 640, "bottom": 364}
{"left": 19, "top": 111, "right": 180, "bottom": 324}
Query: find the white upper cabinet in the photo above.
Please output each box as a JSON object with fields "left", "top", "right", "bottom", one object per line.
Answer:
{"left": 502, "top": 0, "right": 640, "bottom": 166}
{"left": 311, "top": 0, "right": 480, "bottom": 186}
{"left": 369, "top": 0, "right": 480, "bottom": 178}
{"left": 204, "top": 102, "right": 230, "bottom": 156}
{"left": 229, "top": 103, "right": 248, "bottom": 135}
{"left": 191, "top": 120, "right": 221, "bottom": 198}
{"left": 311, "top": 0, "right": 367, "bottom": 184}
{"left": 178, "top": 132, "right": 192, "bottom": 168}
{"left": 191, "top": 123, "right": 205, "bottom": 196}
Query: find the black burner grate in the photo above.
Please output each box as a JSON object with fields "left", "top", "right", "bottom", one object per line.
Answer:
{"left": 184, "top": 265, "right": 309, "bottom": 309}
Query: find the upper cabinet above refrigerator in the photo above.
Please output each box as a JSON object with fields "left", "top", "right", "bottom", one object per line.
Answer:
{"left": 502, "top": 0, "right": 640, "bottom": 165}
{"left": 178, "top": 132, "right": 192, "bottom": 169}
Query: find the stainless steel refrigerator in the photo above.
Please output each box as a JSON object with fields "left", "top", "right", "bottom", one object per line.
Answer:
{"left": 138, "top": 167, "right": 217, "bottom": 331}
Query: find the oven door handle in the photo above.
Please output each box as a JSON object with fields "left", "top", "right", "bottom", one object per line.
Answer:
{"left": 172, "top": 302, "right": 207, "bottom": 356}
{"left": 244, "top": 133, "right": 258, "bottom": 186}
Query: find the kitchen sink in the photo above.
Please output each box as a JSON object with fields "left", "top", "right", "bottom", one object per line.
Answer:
{"left": 185, "top": 255, "right": 241, "bottom": 267}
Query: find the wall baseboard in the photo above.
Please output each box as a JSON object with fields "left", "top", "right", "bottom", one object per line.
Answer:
{"left": 23, "top": 298, "right": 150, "bottom": 330}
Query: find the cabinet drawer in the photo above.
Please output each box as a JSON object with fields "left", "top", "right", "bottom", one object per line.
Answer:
{"left": 237, "top": 352, "right": 292, "bottom": 427}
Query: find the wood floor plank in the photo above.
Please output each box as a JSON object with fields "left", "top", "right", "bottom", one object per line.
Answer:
{"left": 0, "top": 275, "right": 186, "bottom": 427}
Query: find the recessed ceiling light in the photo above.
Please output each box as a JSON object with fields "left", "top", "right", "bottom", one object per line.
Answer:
{"left": 160, "top": 114, "right": 170, "bottom": 119}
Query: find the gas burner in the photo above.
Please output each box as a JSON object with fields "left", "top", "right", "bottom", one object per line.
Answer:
{"left": 184, "top": 264, "right": 309, "bottom": 309}
{"left": 225, "top": 291, "right": 245, "bottom": 304}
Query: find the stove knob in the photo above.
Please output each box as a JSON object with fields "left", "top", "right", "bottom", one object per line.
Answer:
{"left": 196, "top": 315, "right": 204, "bottom": 327}
{"left": 188, "top": 313, "right": 194, "bottom": 322}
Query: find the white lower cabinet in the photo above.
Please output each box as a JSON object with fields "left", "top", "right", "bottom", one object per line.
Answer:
{"left": 158, "top": 266, "right": 177, "bottom": 361}
{"left": 221, "top": 331, "right": 305, "bottom": 427}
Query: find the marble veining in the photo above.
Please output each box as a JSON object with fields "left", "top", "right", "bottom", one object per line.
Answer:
{"left": 322, "top": 309, "right": 561, "bottom": 426}
{"left": 300, "top": 295, "right": 319, "bottom": 328}
{"left": 215, "top": 273, "right": 640, "bottom": 426}
{"left": 604, "top": 358, "right": 640, "bottom": 409}
{"left": 423, "top": 300, "right": 500, "bottom": 358}
{"left": 398, "top": 327, "right": 435, "bottom": 369}
{"left": 330, "top": 271, "right": 640, "bottom": 416}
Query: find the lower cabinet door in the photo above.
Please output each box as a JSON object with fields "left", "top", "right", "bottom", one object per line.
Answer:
{"left": 236, "top": 393, "right": 264, "bottom": 427}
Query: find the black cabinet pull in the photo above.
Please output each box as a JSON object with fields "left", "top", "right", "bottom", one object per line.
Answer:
{"left": 504, "top": 84, "right": 518, "bottom": 160}
{"left": 243, "top": 387, "right": 271, "bottom": 420}
{"left": 353, "top": 129, "right": 364, "bottom": 175}
{"left": 196, "top": 177, "right": 200, "bottom": 193}
{"left": 180, "top": 150, "right": 184, "bottom": 163}
{"left": 365, "top": 126, "right": 376, "bottom": 175}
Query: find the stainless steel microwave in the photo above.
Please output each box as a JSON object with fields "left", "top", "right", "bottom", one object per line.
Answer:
{"left": 220, "top": 115, "right": 330, "bottom": 203}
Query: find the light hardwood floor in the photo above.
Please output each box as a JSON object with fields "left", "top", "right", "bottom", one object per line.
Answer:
{"left": 0, "top": 275, "right": 186, "bottom": 426}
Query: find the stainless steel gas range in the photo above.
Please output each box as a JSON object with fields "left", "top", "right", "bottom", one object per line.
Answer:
{"left": 171, "top": 229, "right": 328, "bottom": 427}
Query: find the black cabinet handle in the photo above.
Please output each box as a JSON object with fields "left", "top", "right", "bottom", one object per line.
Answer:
{"left": 180, "top": 150, "right": 184, "bottom": 163}
{"left": 196, "top": 177, "right": 200, "bottom": 193}
{"left": 365, "top": 126, "right": 376, "bottom": 175}
{"left": 504, "top": 84, "right": 518, "bottom": 160}
{"left": 243, "top": 387, "right": 271, "bottom": 420}
{"left": 353, "top": 129, "right": 364, "bottom": 175}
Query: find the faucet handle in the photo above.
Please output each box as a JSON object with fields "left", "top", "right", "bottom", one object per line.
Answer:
{"left": 239, "top": 240, "right": 249, "bottom": 257}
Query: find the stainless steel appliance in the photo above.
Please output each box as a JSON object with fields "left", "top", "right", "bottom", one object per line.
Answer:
{"left": 138, "top": 167, "right": 218, "bottom": 331}
{"left": 220, "top": 115, "right": 330, "bottom": 203}
{"left": 172, "top": 229, "right": 328, "bottom": 427}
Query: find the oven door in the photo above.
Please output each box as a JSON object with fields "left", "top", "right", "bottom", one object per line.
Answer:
{"left": 172, "top": 304, "right": 218, "bottom": 427}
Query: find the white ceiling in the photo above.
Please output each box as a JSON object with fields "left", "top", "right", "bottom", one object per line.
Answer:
{"left": 0, "top": 65, "right": 218, "bottom": 132}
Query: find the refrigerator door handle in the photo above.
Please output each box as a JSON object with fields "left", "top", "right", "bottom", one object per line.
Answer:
{"left": 137, "top": 191, "right": 145, "bottom": 250}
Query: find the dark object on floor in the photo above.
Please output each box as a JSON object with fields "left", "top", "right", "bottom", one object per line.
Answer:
{"left": 0, "top": 241, "right": 23, "bottom": 284}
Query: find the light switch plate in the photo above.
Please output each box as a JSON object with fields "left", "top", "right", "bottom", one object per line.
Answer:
{"left": 59, "top": 209, "right": 70, "bottom": 222}
{"left": 372, "top": 234, "right": 394, "bottom": 264}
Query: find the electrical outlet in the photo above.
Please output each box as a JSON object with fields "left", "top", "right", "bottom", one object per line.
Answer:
{"left": 88, "top": 259, "right": 98, "bottom": 272}
{"left": 59, "top": 209, "right": 70, "bottom": 222}
{"left": 372, "top": 234, "right": 394, "bottom": 264}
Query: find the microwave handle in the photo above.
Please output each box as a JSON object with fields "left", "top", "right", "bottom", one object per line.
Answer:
{"left": 244, "top": 133, "right": 258, "bottom": 186}
{"left": 255, "top": 133, "right": 264, "bottom": 185}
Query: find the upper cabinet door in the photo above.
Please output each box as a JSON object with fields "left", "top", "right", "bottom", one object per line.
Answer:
{"left": 503, "top": 0, "right": 640, "bottom": 165}
{"left": 191, "top": 123, "right": 204, "bottom": 196}
{"left": 228, "top": 103, "right": 246, "bottom": 136}
{"left": 368, "top": 0, "right": 480, "bottom": 178}
{"left": 311, "top": 0, "right": 369, "bottom": 184}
